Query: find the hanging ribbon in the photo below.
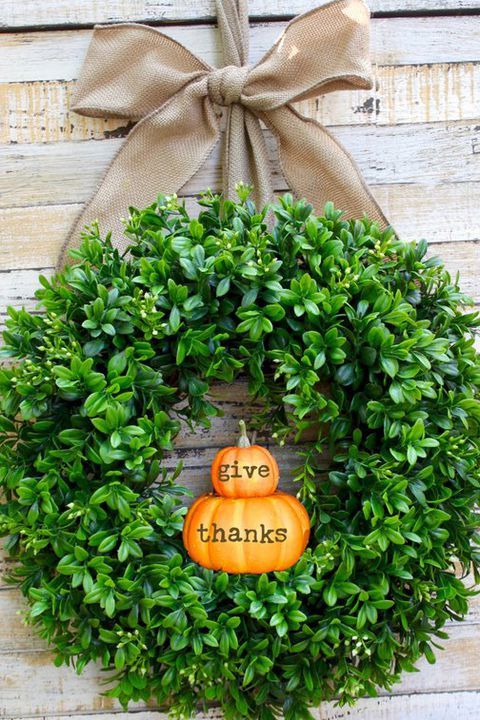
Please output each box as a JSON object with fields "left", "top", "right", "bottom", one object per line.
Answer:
{"left": 58, "top": 0, "right": 388, "bottom": 266}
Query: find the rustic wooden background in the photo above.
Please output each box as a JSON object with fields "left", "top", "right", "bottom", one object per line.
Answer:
{"left": 1, "top": 0, "right": 480, "bottom": 718}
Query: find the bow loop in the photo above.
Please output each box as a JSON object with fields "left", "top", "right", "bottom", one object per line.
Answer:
{"left": 71, "top": 23, "right": 210, "bottom": 120}
{"left": 207, "top": 65, "right": 250, "bottom": 107}
{"left": 59, "top": 0, "right": 388, "bottom": 268}
{"left": 244, "top": 0, "right": 373, "bottom": 111}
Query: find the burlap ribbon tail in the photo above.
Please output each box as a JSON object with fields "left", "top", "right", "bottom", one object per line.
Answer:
{"left": 59, "top": 0, "right": 388, "bottom": 265}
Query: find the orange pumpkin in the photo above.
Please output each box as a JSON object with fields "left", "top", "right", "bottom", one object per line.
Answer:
{"left": 182, "top": 492, "right": 310, "bottom": 574}
{"left": 183, "top": 421, "right": 310, "bottom": 574}
{"left": 210, "top": 420, "right": 279, "bottom": 498}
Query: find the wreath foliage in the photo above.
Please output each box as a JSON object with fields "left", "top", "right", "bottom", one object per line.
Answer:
{"left": 1, "top": 186, "right": 480, "bottom": 720}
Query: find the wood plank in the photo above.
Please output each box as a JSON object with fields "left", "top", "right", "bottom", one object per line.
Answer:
{"left": 2, "top": 18, "right": 480, "bottom": 144}
{"left": 373, "top": 0, "right": 480, "bottom": 10}
{"left": 315, "top": 693, "right": 480, "bottom": 720}
{"left": 0, "top": 651, "right": 150, "bottom": 716}
{"left": 1, "top": 181, "right": 479, "bottom": 273}
{"left": 0, "top": 430, "right": 318, "bottom": 497}
{"left": 0, "top": 375, "right": 318, "bottom": 453}
{"left": 3, "top": 61, "right": 479, "bottom": 144}
{"left": 0, "top": 4, "right": 479, "bottom": 717}
{"left": 0, "top": 623, "right": 479, "bottom": 717}
{"left": 1, "top": 0, "right": 480, "bottom": 31}
{"left": 1, "top": 242, "right": 478, "bottom": 328}
{"left": 1, "top": 122, "right": 479, "bottom": 211}
{"left": 1, "top": 582, "right": 478, "bottom": 652}
{"left": 19, "top": 696, "right": 480, "bottom": 720}
{"left": 372, "top": 17, "right": 480, "bottom": 66}
{"left": 2, "top": 17, "right": 480, "bottom": 84}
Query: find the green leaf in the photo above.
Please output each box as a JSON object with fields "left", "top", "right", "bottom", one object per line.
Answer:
{"left": 380, "top": 356, "right": 399, "bottom": 378}
{"left": 84, "top": 339, "right": 105, "bottom": 357}
{"left": 216, "top": 277, "right": 231, "bottom": 297}
{"left": 58, "top": 429, "right": 85, "bottom": 446}
{"left": 323, "top": 585, "right": 337, "bottom": 607}
{"left": 1, "top": 192, "right": 479, "bottom": 711}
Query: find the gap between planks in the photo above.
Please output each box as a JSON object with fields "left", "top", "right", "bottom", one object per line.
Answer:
{"left": 0, "top": 3, "right": 479, "bottom": 719}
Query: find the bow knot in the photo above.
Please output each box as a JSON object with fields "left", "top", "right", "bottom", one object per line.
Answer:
{"left": 59, "top": 0, "right": 387, "bottom": 267}
{"left": 207, "top": 65, "right": 249, "bottom": 107}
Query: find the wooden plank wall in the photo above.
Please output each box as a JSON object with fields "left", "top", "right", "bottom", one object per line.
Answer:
{"left": 0, "top": 0, "right": 479, "bottom": 718}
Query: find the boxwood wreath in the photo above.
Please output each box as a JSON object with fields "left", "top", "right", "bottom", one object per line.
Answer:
{"left": 1, "top": 186, "right": 480, "bottom": 720}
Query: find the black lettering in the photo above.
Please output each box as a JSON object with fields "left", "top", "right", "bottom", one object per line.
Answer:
{"left": 243, "top": 464, "right": 258, "bottom": 479}
{"left": 230, "top": 460, "right": 242, "bottom": 478}
{"left": 275, "top": 528, "right": 288, "bottom": 542}
{"left": 244, "top": 528, "right": 258, "bottom": 543}
{"left": 228, "top": 527, "right": 242, "bottom": 542}
{"left": 197, "top": 523, "right": 210, "bottom": 542}
{"left": 218, "top": 464, "right": 230, "bottom": 482}
{"left": 197, "top": 524, "right": 288, "bottom": 545}
{"left": 211, "top": 523, "right": 226, "bottom": 543}
{"left": 258, "top": 465, "right": 270, "bottom": 478}
{"left": 260, "top": 524, "right": 275, "bottom": 544}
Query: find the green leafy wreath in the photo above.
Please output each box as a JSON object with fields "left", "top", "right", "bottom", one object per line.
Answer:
{"left": 1, "top": 186, "right": 479, "bottom": 720}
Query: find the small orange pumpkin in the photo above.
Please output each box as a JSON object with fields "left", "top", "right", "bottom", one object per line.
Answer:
{"left": 211, "top": 420, "right": 279, "bottom": 498}
{"left": 183, "top": 421, "right": 310, "bottom": 574}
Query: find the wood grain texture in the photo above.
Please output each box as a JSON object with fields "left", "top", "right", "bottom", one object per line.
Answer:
{"left": 1, "top": 18, "right": 480, "bottom": 144}
{"left": 1, "top": 181, "right": 479, "bottom": 273}
{"left": 3, "top": 17, "right": 480, "bottom": 83}
{"left": 0, "top": 0, "right": 479, "bottom": 718}
{"left": 314, "top": 693, "right": 480, "bottom": 720}
{"left": 4, "top": 698, "right": 480, "bottom": 720}
{"left": 12, "top": 697, "right": 480, "bottom": 720}
{"left": 1, "top": 240, "right": 478, "bottom": 330}
{"left": 2, "top": 63, "right": 479, "bottom": 144}
{"left": 1, "top": 623, "right": 479, "bottom": 717}
{"left": 1, "top": 0, "right": 480, "bottom": 30}
{"left": 1, "top": 122, "right": 479, "bottom": 211}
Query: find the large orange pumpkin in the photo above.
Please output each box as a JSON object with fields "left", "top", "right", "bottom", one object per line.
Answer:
{"left": 183, "top": 421, "right": 310, "bottom": 574}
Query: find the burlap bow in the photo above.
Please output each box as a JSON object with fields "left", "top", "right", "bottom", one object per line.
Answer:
{"left": 59, "top": 0, "right": 388, "bottom": 265}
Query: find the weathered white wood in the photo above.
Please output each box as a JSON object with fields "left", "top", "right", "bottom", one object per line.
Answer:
{"left": 373, "top": 17, "right": 480, "bottom": 66}
{"left": 1, "top": 240, "right": 478, "bottom": 320}
{"left": 0, "top": 651, "right": 150, "bottom": 716}
{"left": 16, "top": 697, "right": 480, "bottom": 720}
{"left": 1, "top": 17, "right": 480, "bottom": 144}
{"left": 0, "top": 181, "right": 478, "bottom": 273}
{"left": 314, "top": 693, "right": 480, "bottom": 720}
{"left": 1, "top": 0, "right": 480, "bottom": 30}
{"left": 2, "top": 62, "right": 478, "bottom": 144}
{"left": 0, "top": 623, "right": 479, "bottom": 716}
{"left": 1, "top": 122, "right": 478, "bottom": 211}
{"left": 0, "top": 1, "right": 479, "bottom": 717}
{"left": 2, "top": 17, "right": 480, "bottom": 84}
{"left": 1, "top": 583, "right": 477, "bottom": 653}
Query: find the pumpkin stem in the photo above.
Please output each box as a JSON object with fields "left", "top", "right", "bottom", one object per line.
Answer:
{"left": 238, "top": 420, "right": 251, "bottom": 448}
